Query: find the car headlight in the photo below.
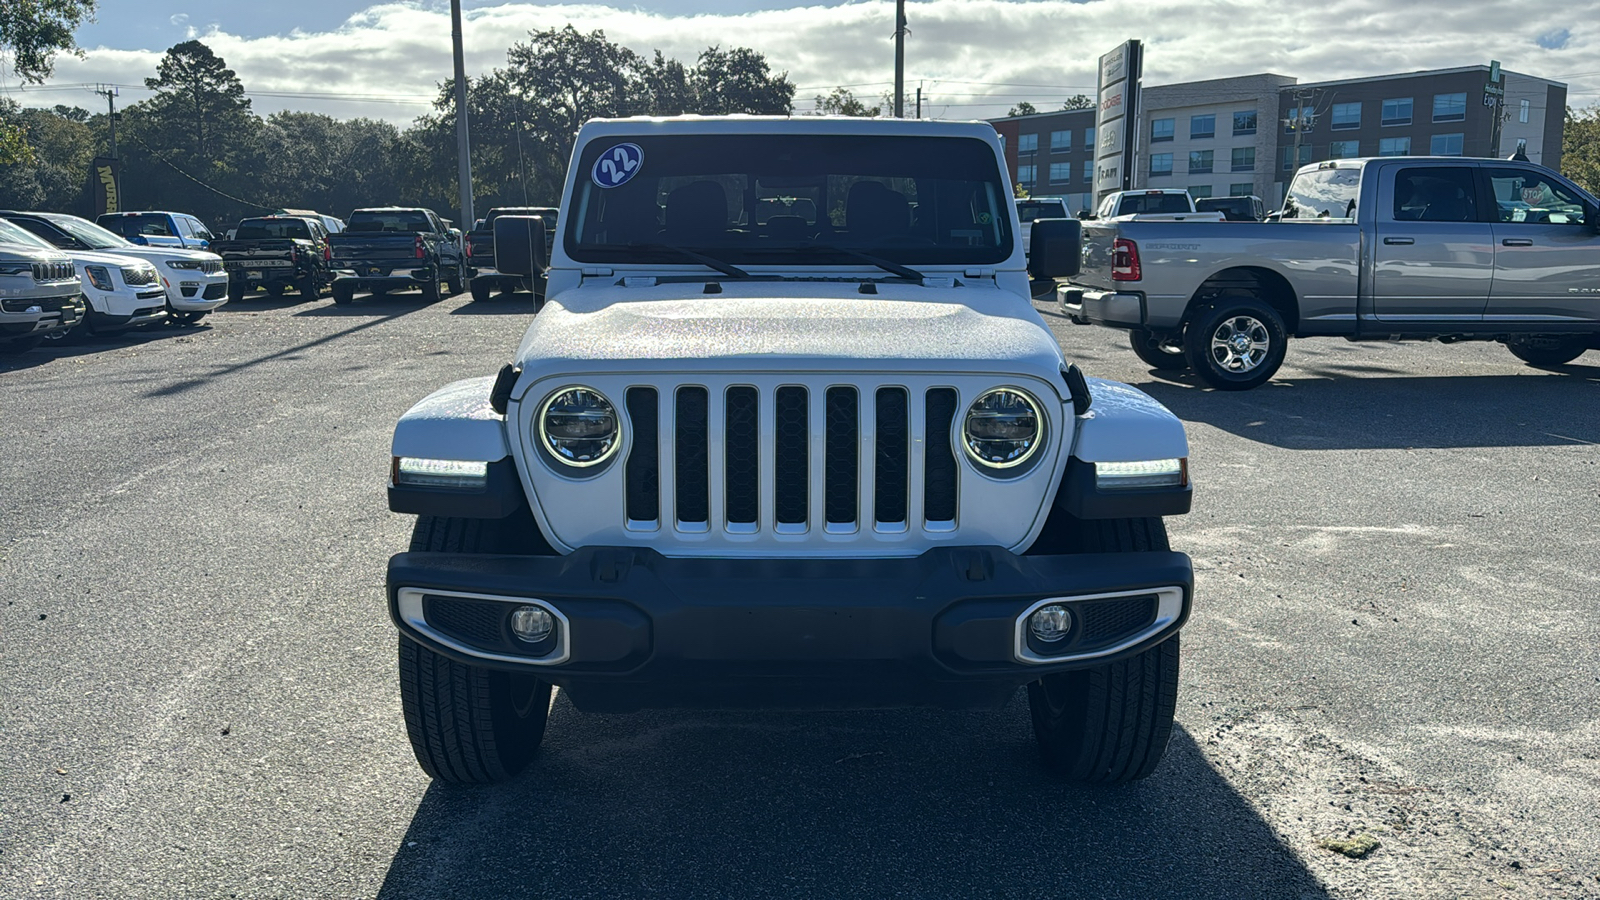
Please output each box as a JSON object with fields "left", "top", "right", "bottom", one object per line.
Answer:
{"left": 84, "top": 265, "right": 114, "bottom": 291}
{"left": 963, "top": 388, "right": 1042, "bottom": 468}
{"left": 538, "top": 387, "right": 619, "bottom": 467}
{"left": 166, "top": 260, "right": 204, "bottom": 270}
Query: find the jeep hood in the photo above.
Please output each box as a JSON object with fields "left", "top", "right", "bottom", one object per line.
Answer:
{"left": 514, "top": 280, "right": 1066, "bottom": 380}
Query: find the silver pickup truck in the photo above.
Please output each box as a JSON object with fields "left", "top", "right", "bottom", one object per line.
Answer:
{"left": 1057, "top": 157, "right": 1600, "bottom": 389}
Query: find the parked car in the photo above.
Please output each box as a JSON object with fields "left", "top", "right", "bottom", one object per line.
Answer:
{"left": 466, "top": 206, "right": 558, "bottom": 302}
{"left": 0, "top": 241, "right": 84, "bottom": 354}
{"left": 95, "top": 211, "right": 217, "bottom": 250}
{"left": 1194, "top": 195, "right": 1267, "bottom": 221}
{"left": 0, "top": 218, "right": 166, "bottom": 336}
{"left": 1092, "top": 189, "right": 1223, "bottom": 221}
{"left": 278, "top": 208, "right": 345, "bottom": 235}
{"left": 325, "top": 207, "right": 466, "bottom": 304}
{"left": 384, "top": 115, "right": 1195, "bottom": 785}
{"left": 1054, "top": 157, "right": 1600, "bottom": 389}
{"left": 0, "top": 211, "right": 229, "bottom": 325}
{"left": 1017, "top": 197, "right": 1071, "bottom": 297}
{"left": 209, "top": 215, "right": 331, "bottom": 300}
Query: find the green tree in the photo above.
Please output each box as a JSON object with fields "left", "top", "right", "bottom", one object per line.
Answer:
{"left": 1061, "top": 94, "right": 1093, "bottom": 111}
{"left": 140, "top": 40, "right": 256, "bottom": 166}
{"left": 812, "top": 87, "right": 880, "bottom": 117}
{"left": 1008, "top": 101, "right": 1038, "bottom": 117}
{"left": 690, "top": 46, "right": 794, "bottom": 115}
{"left": 0, "top": 99, "right": 96, "bottom": 209}
{"left": 1562, "top": 105, "right": 1600, "bottom": 196}
{"left": 1, "top": 0, "right": 97, "bottom": 82}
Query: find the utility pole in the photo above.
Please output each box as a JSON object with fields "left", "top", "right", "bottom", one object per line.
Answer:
{"left": 450, "top": 0, "right": 474, "bottom": 229}
{"left": 893, "top": 0, "right": 906, "bottom": 118}
{"left": 1288, "top": 87, "right": 1318, "bottom": 172}
{"left": 94, "top": 84, "right": 118, "bottom": 159}
{"left": 916, "top": 84, "right": 922, "bottom": 119}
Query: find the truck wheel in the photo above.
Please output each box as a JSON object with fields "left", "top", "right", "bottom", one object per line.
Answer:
{"left": 1027, "top": 516, "right": 1179, "bottom": 783}
{"left": 331, "top": 283, "right": 354, "bottom": 305}
{"left": 298, "top": 274, "right": 321, "bottom": 299}
{"left": 1183, "top": 294, "right": 1287, "bottom": 391}
{"left": 446, "top": 264, "right": 466, "bottom": 297}
{"left": 227, "top": 281, "right": 245, "bottom": 302}
{"left": 399, "top": 516, "right": 553, "bottom": 783}
{"left": 470, "top": 279, "right": 493, "bottom": 302}
{"left": 265, "top": 282, "right": 287, "bottom": 298}
{"left": 1505, "top": 336, "right": 1588, "bottom": 367}
{"left": 1129, "top": 329, "right": 1189, "bottom": 370}
{"left": 421, "top": 277, "right": 441, "bottom": 303}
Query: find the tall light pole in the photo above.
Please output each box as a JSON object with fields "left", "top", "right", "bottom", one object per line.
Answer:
{"left": 451, "top": 0, "right": 474, "bottom": 228}
{"left": 893, "top": 0, "right": 906, "bottom": 118}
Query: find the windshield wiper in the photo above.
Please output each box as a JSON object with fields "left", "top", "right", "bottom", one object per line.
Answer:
{"left": 784, "top": 244, "right": 927, "bottom": 282}
{"left": 625, "top": 243, "right": 751, "bottom": 279}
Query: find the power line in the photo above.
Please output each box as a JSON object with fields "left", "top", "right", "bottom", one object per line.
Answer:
{"left": 124, "top": 131, "right": 276, "bottom": 211}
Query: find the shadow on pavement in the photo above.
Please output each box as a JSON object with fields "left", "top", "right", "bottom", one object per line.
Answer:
{"left": 448, "top": 294, "right": 542, "bottom": 316}
{"left": 1136, "top": 369, "right": 1600, "bottom": 450}
{"left": 376, "top": 702, "right": 1331, "bottom": 900}
{"left": 0, "top": 321, "right": 213, "bottom": 373}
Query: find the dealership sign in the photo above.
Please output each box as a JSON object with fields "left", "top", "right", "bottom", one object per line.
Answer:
{"left": 1094, "top": 40, "right": 1142, "bottom": 199}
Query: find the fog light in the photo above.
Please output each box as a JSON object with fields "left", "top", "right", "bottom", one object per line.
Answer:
{"left": 509, "top": 606, "right": 554, "bottom": 643}
{"left": 1028, "top": 604, "right": 1072, "bottom": 643}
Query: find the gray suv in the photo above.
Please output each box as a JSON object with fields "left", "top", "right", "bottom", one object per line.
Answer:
{"left": 0, "top": 243, "right": 84, "bottom": 354}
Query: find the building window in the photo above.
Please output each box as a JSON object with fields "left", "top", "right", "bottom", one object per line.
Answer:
{"left": 1233, "top": 110, "right": 1257, "bottom": 135}
{"left": 1017, "top": 165, "right": 1036, "bottom": 185}
{"left": 1329, "top": 139, "right": 1359, "bottom": 159}
{"left": 1049, "top": 162, "right": 1073, "bottom": 182}
{"left": 1082, "top": 159, "right": 1093, "bottom": 182}
{"left": 1519, "top": 99, "right": 1530, "bottom": 124}
{"left": 1382, "top": 97, "right": 1413, "bottom": 126}
{"left": 1231, "top": 147, "right": 1256, "bottom": 172}
{"left": 1432, "top": 92, "right": 1466, "bottom": 123}
{"left": 1330, "top": 102, "right": 1361, "bottom": 130}
{"left": 1018, "top": 133, "right": 1038, "bottom": 153}
{"left": 1379, "top": 136, "right": 1411, "bottom": 156}
{"left": 1281, "top": 145, "right": 1314, "bottom": 170}
{"left": 1283, "top": 106, "right": 1315, "bottom": 133}
{"left": 1050, "top": 130, "right": 1072, "bottom": 152}
{"left": 1149, "top": 153, "right": 1174, "bottom": 177}
{"left": 1431, "top": 133, "right": 1464, "bottom": 156}
{"left": 1229, "top": 182, "right": 1254, "bottom": 197}
{"left": 1190, "top": 114, "right": 1215, "bottom": 139}
{"left": 1188, "top": 185, "right": 1213, "bottom": 199}
{"left": 1085, "top": 127, "right": 1095, "bottom": 151}
{"left": 1188, "top": 150, "right": 1214, "bottom": 174}
{"left": 1151, "top": 118, "right": 1175, "bottom": 142}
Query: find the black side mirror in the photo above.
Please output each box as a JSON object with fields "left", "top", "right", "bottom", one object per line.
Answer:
{"left": 1026, "top": 218, "right": 1082, "bottom": 280}
{"left": 493, "top": 215, "right": 547, "bottom": 276}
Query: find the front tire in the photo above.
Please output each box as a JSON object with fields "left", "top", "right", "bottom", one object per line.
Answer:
{"left": 399, "top": 516, "right": 553, "bottom": 783}
{"left": 227, "top": 281, "right": 245, "bottom": 302}
{"left": 1505, "top": 335, "right": 1588, "bottom": 367}
{"left": 331, "top": 283, "right": 354, "bottom": 305}
{"left": 1129, "top": 329, "right": 1189, "bottom": 370}
{"left": 470, "top": 279, "right": 493, "bottom": 302}
{"left": 1183, "top": 293, "right": 1287, "bottom": 390}
{"left": 1026, "top": 516, "right": 1179, "bottom": 783}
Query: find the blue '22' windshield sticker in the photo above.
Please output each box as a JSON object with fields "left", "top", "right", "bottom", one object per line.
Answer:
{"left": 592, "top": 143, "right": 644, "bottom": 189}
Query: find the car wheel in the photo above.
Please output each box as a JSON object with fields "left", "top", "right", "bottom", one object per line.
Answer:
{"left": 470, "top": 279, "right": 493, "bottom": 302}
{"left": 331, "top": 283, "right": 354, "bottom": 305}
{"left": 398, "top": 516, "right": 553, "bottom": 784}
{"left": 1505, "top": 335, "right": 1588, "bottom": 367}
{"left": 265, "top": 282, "right": 287, "bottom": 298}
{"left": 1183, "top": 293, "right": 1287, "bottom": 391}
{"left": 169, "top": 312, "right": 205, "bottom": 326}
{"left": 227, "top": 281, "right": 245, "bottom": 302}
{"left": 1025, "top": 516, "right": 1179, "bottom": 783}
{"left": 1129, "top": 329, "right": 1189, "bottom": 370}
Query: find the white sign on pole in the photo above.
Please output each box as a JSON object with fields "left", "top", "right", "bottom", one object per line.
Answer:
{"left": 1094, "top": 40, "right": 1141, "bottom": 198}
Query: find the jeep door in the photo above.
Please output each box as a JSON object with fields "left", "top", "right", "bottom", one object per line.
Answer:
{"left": 1480, "top": 166, "right": 1600, "bottom": 323}
{"left": 1371, "top": 163, "right": 1493, "bottom": 322}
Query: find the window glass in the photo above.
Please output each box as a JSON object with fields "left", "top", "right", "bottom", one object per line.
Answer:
{"left": 1117, "top": 193, "right": 1194, "bottom": 214}
{"left": 1280, "top": 145, "right": 1314, "bottom": 170}
{"left": 1049, "top": 130, "right": 1071, "bottom": 152}
{"left": 235, "top": 218, "right": 314, "bottom": 239}
{"left": 1430, "top": 133, "right": 1464, "bottom": 156}
{"left": 1283, "top": 106, "right": 1314, "bottom": 133}
{"left": 1331, "top": 102, "right": 1361, "bottom": 130}
{"left": 1519, "top": 99, "right": 1530, "bottom": 124}
{"left": 1084, "top": 127, "right": 1095, "bottom": 151}
{"left": 189, "top": 218, "right": 215, "bottom": 241}
{"left": 1432, "top": 92, "right": 1466, "bottom": 122}
{"left": 1378, "top": 136, "right": 1411, "bottom": 156}
{"left": 1151, "top": 118, "right": 1174, "bottom": 142}
{"left": 1188, "top": 185, "right": 1213, "bottom": 199}
{"left": 1328, "top": 140, "right": 1359, "bottom": 159}
{"left": 1017, "top": 165, "right": 1037, "bottom": 185}
{"left": 1149, "top": 153, "right": 1173, "bottom": 177}
{"left": 1190, "top": 114, "right": 1215, "bottom": 139}
{"left": 1486, "top": 168, "right": 1589, "bottom": 225}
{"left": 1082, "top": 159, "right": 1093, "bottom": 181}
{"left": 1283, "top": 165, "right": 1360, "bottom": 220}
{"left": 1392, "top": 167, "right": 1478, "bottom": 222}
{"left": 346, "top": 211, "right": 434, "bottom": 233}
{"left": 1232, "top": 110, "right": 1257, "bottom": 135}
{"left": 1017, "top": 133, "right": 1038, "bottom": 153}
{"left": 1381, "top": 97, "right": 1413, "bottom": 126}
{"left": 1049, "top": 162, "right": 1072, "bottom": 182}
{"left": 1231, "top": 147, "right": 1255, "bottom": 172}
{"left": 1188, "top": 150, "right": 1214, "bottom": 174}
{"left": 566, "top": 133, "right": 1013, "bottom": 265}
{"left": 1016, "top": 199, "right": 1067, "bottom": 221}
{"left": 173, "top": 217, "right": 193, "bottom": 237}
{"left": 100, "top": 213, "right": 176, "bottom": 237}
{"left": 1229, "top": 183, "right": 1254, "bottom": 197}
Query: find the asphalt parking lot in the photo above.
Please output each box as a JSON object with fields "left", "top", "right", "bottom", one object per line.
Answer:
{"left": 1, "top": 289, "right": 1597, "bottom": 899}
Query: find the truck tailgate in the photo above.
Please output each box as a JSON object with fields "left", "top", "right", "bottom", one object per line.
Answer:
{"left": 330, "top": 235, "right": 420, "bottom": 262}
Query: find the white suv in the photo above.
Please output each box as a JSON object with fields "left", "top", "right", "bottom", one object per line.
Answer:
{"left": 0, "top": 218, "right": 167, "bottom": 335}
{"left": 384, "top": 116, "right": 1196, "bottom": 786}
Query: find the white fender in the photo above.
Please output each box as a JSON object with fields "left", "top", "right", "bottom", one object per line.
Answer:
{"left": 1070, "top": 377, "right": 1189, "bottom": 463}
{"left": 391, "top": 376, "right": 510, "bottom": 462}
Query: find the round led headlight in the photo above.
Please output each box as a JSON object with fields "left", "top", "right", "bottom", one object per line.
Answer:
{"left": 963, "top": 388, "right": 1042, "bottom": 469}
{"left": 538, "top": 387, "right": 619, "bottom": 467}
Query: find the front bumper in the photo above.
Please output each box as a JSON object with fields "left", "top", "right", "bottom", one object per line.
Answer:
{"left": 0, "top": 294, "right": 84, "bottom": 339}
{"left": 387, "top": 545, "right": 1192, "bottom": 711}
{"left": 85, "top": 286, "right": 169, "bottom": 329}
{"left": 164, "top": 270, "right": 230, "bottom": 311}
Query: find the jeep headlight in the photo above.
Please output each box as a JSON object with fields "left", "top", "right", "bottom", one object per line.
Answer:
{"left": 166, "top": 259, "right": 204, "bottom": 270}
{"left": 963, "top": 388, "right": 1042, "bottom": 468}
{"left": 84, "top": 265, "right": 114, "bottom": 291}
{"left": 539, "top": 387, "right": 619, "bottom": 467}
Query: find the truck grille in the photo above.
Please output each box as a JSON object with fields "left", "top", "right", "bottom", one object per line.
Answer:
{"left": 33, "top": 261, "right": 76, "bottom": 283}
{"left": 621, "top": 383, "right": 962, "bottom": 535}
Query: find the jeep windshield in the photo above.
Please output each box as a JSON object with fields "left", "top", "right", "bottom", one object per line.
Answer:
{"left": 565, "top": 133, "right": 1013, "bottom": 267}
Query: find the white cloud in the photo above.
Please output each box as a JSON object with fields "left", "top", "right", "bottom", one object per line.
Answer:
{"left": 15, "top": 0, "right": 1599, "bottom": 123}
{"left": 169, "top": 14, "right": 190, "bottom": 26}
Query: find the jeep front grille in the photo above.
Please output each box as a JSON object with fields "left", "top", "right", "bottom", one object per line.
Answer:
{"left": 32, "top": 261, "right": 76, "bottom": 283}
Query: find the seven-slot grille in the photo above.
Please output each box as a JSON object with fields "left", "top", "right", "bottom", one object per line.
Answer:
{"left": 622, "top": 383, "right": 962, "bottom": 535}
{"left": 199, "top": 259, "right": 224, "bottom": 274}
{"left": 32, "top": 261, "right": 76, "bottom": 283}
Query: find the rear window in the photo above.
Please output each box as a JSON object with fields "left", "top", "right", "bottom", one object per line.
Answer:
{"left": 99, "top": 214, "right": 174, "bottom": 237}
{"left": 1283, "top": 166, "right": 1361, "bottom": 220}
{"left": 565, "top": 133, "right": 1012, "bottom": 266}
{"left": 347, "top": 211, "right": 433, "bottom": 233}
{"left": 235, "top": 219, "right": 312, "bottom": 240}
{"left": 1117, "top": 193, "right": 1192, "bottom": 215}
{"left": 1016, "top": 200, "right": 1068, "bottom": 221}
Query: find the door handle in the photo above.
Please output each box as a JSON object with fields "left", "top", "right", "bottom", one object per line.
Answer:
{"left": 1383, "top": 237, "right": 1414, "bottom": 245}
{"left": 1501, "top": 238, "right": 1534, "bottom": 247}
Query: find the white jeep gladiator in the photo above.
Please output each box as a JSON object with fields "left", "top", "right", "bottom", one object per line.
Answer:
{"left": 385, "top": 116, "right": 1195, "bottom": 785}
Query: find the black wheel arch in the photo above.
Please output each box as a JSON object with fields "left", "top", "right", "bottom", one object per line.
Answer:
{"left": 1184, "top": 266, "right": 1300, "bottom": 334}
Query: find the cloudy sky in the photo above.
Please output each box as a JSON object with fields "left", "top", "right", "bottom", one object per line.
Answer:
{"left": 4, "top": 0, "right": 1596, "bottom": 123}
